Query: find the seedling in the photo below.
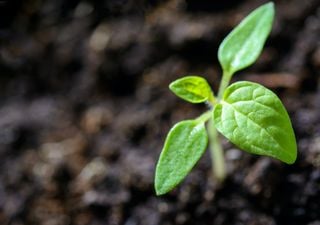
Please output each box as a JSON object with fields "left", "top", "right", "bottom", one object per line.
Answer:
{"left": 155, "top": 2, "right": 297, "bottom": 196}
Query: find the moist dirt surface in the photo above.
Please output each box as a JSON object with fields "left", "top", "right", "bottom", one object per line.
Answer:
{"left": 0, "top": 0, "right": 320, "bottom": 224}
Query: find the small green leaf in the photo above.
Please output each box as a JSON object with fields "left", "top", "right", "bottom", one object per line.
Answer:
{"left": 155, "top": 120, "right": 208, "bottom": 195}
{"left": 169, "top": 76, "right": 213, "bottom": 103}
{"left": 218, "top": 2, "right": 275, "bottom": 75}
{"left": 213, "top": 81, "right": 297, "bottom": 164}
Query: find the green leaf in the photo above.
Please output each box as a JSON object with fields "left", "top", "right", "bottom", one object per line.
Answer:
{"left": 218, "top": 2, "right": 275, "bottom": 75}
{"left": 155, "top": 120, "right": 208, "bottom": 195}
{"left": 213, "top": 81, "right": 297, "bottom": 164}
{"left": 169, "top": 76, "right": 213, "bottom": 103}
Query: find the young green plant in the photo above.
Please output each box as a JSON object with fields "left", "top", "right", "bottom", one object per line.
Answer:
{"left": 154, "top": 2, "right": 297, "bottom": 196}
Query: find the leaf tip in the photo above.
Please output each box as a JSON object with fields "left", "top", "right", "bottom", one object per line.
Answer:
{"left": 284, "top": 148, "right": 297, "bottom": 165}
{"left": 155, "top": 188, "right": 165, "bottom": 196}
{"left": 257, "top": 2, "right": 274, "bottom": 12}
{"left": 154, "top": 177, "right": 169, "bottom": 196}
{"left": 265, "top": 2, "right": 275, "bottom": 9}
{"left": 168, "top": 81, "right": 175, "bottom": 91}
{"left": 281, "top": 131, "right": 297, "bottom": 165}
{"left": 262, "top": 2, "right": 275, "bottom": 18}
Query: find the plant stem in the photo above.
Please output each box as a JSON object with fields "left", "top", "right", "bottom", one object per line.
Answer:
{"left": 217, "top": 71, "right": 232, "bottom": 99}
{"left": 208, "top": 117, "right": 226, "bottom": 182}
{"left": 198, "top": 71, "right": 232, "bottom": 183}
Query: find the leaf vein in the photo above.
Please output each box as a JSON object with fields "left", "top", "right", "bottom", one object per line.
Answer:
{"left": 222, "top": 101, "right": 285, "bottom": 152}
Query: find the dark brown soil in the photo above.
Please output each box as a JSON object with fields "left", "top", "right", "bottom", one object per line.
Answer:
{"left": 0, "top": 0, "right": 320, "bottom": 224}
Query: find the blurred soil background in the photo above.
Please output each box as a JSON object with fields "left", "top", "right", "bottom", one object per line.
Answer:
{"left": 0, "top": 0, "right": 320, "bottom": 224}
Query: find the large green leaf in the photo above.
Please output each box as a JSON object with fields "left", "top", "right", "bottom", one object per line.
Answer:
{"left": 213, "top": 81, "right": 297, "bottom": 164}
{"left": 218, "top": 2, "right": 274, "bottom": 75}
{"left": 155, "top": 120, "right": 208, "bottom": 195}
{"left": 169, "top": 76, "right": 213, "bottom": 103}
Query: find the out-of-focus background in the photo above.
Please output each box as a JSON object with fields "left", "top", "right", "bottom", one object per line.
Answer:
{"left": 0, "top": 0, "right": 320, "bottom": 224}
